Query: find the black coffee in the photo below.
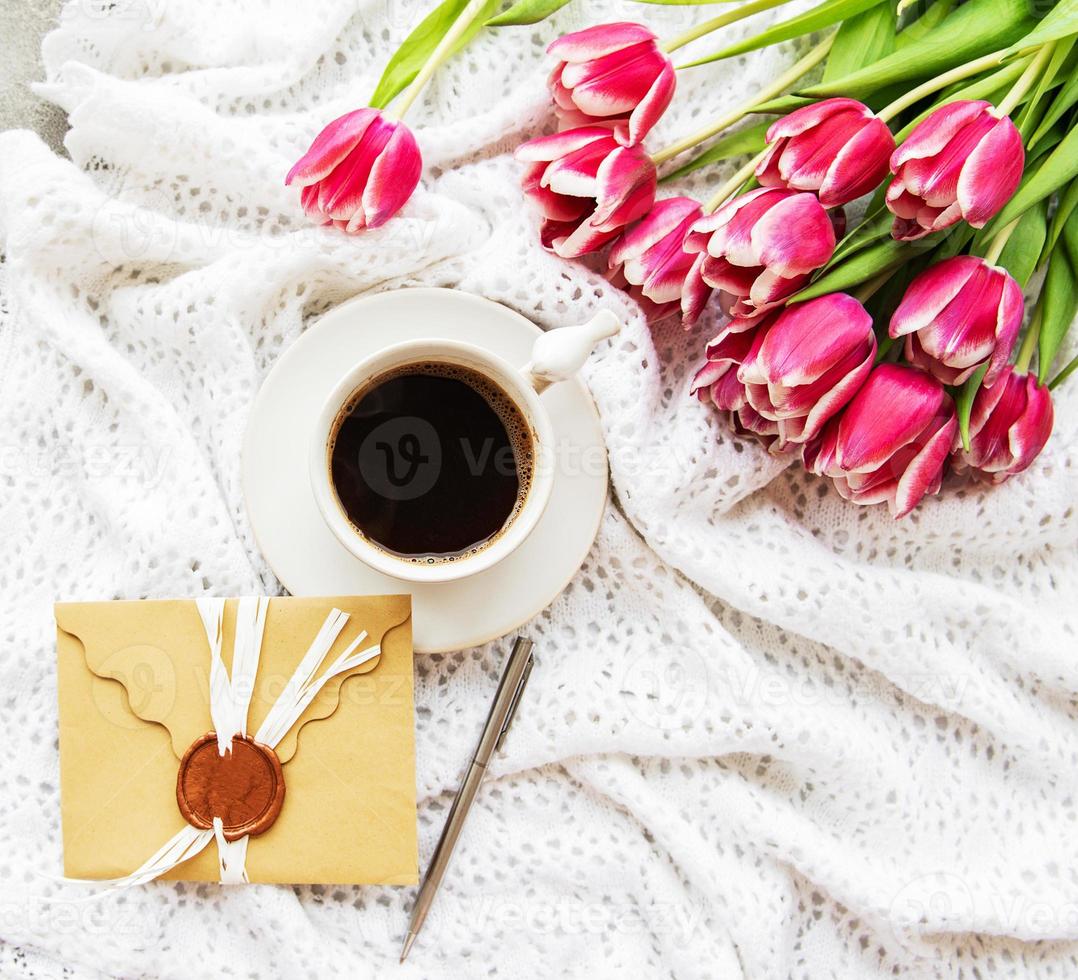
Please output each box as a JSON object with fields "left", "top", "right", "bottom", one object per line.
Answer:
{"left": 328, "top": 362, "right": 534, "bottom": 562}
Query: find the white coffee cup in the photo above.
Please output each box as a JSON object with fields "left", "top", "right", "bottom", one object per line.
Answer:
{"left": 309, "top": 311, "right": 620, "bottom": 584}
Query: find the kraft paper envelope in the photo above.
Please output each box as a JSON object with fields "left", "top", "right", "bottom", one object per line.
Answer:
{"left": 55, "top": 595, "right": 417, "bottom": 885}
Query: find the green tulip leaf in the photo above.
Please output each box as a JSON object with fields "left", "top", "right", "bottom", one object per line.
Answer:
{"left": 1037, "top": 209, "right": 1078, "bottom": 385}
{"left": 370, "top": 0, "right": 499, "bottom": 109}
{"left": 823, "top": 0, "right": 897, "bottom": 81}
{"left": 682, "top": 0, "right": 882, "bottom": 66}
{"left": 956, "top": 363, "right": 990, "bottom": 453}
{"left": 486, "top": 0, "right": 571, "bottom": 25}
{"left": 661, "top": 120, "right": 771, "bottom": 182}
{"left": 1030, "top": 67, "right": 1078, "bottom": 148}
{"left": 789, "top": 239, "right": 915, "bottom": 304}
{"left": 993, "top": 199, "right": 1048, "bottom": 288}
{"left": 1015, "top": 37, "right": 1076, "bottom": 139}
{"left": 1043, "top": 177, "right": 1078, "bottom": 260}
{"left": 1001, "top": 0, "right": 1078, "bottom": 57}
{"left": 895, "top": 0, "right": 954, "bottom": 49}
{"left": 796, "top": 0, "right": 1035, "bottom": 101}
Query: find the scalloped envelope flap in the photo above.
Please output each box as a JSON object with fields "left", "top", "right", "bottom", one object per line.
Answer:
{"left": 55, "top": 595, "right": 412, "bottom": 763}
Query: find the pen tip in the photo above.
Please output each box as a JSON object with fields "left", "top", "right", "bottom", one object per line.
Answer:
{"left": 400, "top": 932, "right": 416, "bottom": 963}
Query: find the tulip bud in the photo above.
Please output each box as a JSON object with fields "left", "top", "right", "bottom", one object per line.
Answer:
{"left": 886, "top": 100, "right": 1024, "bottom": 241}
{"left": 804, "top": 364, "right": 957, "bottom": 517}
{"left": 547, "top": 22, "right": 676, "bottom": 145}
{"left": 285, "top": 108, "right": 422, "bottom": 232}
{"left": 953, "top": 366, "right": 1054, "bottom": 483}
{"left": 889, "top": 255, "right": 1023, "bottom": 387}
{"left": 738, "top": 294, "right": 877, "bottom": 447}
{"left": 685, "top": 188, "right": 836, "bottom": 319}
{"left": 608, "top": 197, "right": 714, "bottom": 325}
{"left": 516, "top": 126, "right": 657, "bottom": 258}
{"left": 756, "top": 98, "right": 895, "bottom": 208}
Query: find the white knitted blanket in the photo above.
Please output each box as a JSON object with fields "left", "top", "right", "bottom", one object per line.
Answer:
{"left": 2, "top": 1, "right": 1077, "bottom": 977}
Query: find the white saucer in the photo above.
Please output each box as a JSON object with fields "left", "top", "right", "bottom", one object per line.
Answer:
{"left": 242, "top": 288, "right": 609, "bottom": 653}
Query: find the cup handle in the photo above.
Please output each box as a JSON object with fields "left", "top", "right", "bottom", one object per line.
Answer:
{"left": 521, "top": 311, "right": 621, "bottom": 394}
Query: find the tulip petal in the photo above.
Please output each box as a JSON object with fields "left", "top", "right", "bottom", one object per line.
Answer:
{"left": 285, "top": 108, "right": 378, "bottom": 187}
{"left": 547, "top": 22, "right": 657, "bottom": 61}
{"left": 318, "top": 119, "right": 395, "bottom": 219}
{"left": 835, "top": 365, "right": 944, "bottom": 473}
{"left": 758, "top": 294, "right": 873, "bottom": 385}
{"left": 768, "top": 98, "right": 870, "bottom": 141}
{"left": 609, "top": 197, "right": 699, "bottom": 266}
{"left": 889, "top": 255, "right": 981, "bottom": 339}
{"left": 892, "top": 407, "right": 956, "bottom": 517}
{"left": 681, "top": 253, "right": 713, "bottom": 327}
{"left": 749, "top": 193, "right": 835, "bottom": 277}
{"left": 818, "top": 117, "right": 895, "bottom": 207}
{"left": 957, "top": 115, "right": 1024, "bottom": 227}
{"left": 515, "top": 127, "right": 611, "bottom": 163}
{"left": 628, "top": 61, "right": 675, "bottom": 145}
{"left": 890, "top": 100, "right": 992, "bottom": 169}
{"left": 361, "top": 123, "right": 422, "bottom": 229}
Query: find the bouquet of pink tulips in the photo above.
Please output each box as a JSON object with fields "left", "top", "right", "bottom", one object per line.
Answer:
{"left": 282, "top": 0, "right": 1076, "bottom": 519}
{"left": 510, "top": 0, "right": 1078, "bottom": 518}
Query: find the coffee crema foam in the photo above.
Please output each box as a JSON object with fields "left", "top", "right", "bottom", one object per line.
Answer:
{"left": 327, "top": 361, "right": 536, "bottom": 564}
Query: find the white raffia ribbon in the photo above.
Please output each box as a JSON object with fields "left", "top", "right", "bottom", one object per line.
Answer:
{"left": 73, "top": 601, "right": 379, "bottom": 888}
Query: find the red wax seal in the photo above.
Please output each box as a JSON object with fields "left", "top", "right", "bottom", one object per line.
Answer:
{"left": 176, "top": 732, "right": 285, "bottom": 841}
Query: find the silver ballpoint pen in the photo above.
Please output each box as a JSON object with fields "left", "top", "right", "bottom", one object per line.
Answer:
{"left": 400, "top": 636, "right": 535, "bottom": 962}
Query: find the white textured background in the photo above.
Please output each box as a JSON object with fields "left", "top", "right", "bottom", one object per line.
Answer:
{"left": 1, "top": 1, "right": 1077, "bottom": 978}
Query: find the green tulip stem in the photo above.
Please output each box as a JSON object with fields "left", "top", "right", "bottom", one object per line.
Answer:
{"left": 982, "top": 218, "right": 1019, "bottom": 265}
{"left": 663, "top": 0, "right": 793, "bottom": 54}
{"left": 998, "top": 41, "right": 1054, "bottom": 118}
{"left": 703, "top": 149, "right": 771, "bottom": 212}
{"left": 1015, "top": 306, "right": 1042, "bottom": 374}
{"left": 651, "top": 34, "right": 833, "bottom": 167}
{"left": 388, "top": 0, "right": 491, "bottom": 119}
{"left": 877, "top": 47, "right": 1011, "bottom": 123}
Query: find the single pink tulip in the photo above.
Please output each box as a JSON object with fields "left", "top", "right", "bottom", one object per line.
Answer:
{"left": 804, "top": 364, "right": 957, "bottom": 517}
{"left": 285, "top": 108, "right": 422, "bottom": 232}
{"left": 547, "top": 22, "right": 676, "bottom": 146}
{"left": 516, "top": 126, "right": 657, "bottom": 258}
{"left": 756, "top": 98, "right": 895, "bottom": 207}
{"left": 685, "top": 188, "right": 836, "bottom": 319}
{"left": 886, "top": 100, "right": 1024, "bottom": 241}
{"left": 738, "top": 293, "right": 877, "bottom": 447}
{"left": 953, "top": 366, "right": 1054, "bottom": 483}
{"left": 889, "top": 255, "right": 1023, "bottom": 387}
{"left": 608, "top": 197, "right": 713, "bottom": 325}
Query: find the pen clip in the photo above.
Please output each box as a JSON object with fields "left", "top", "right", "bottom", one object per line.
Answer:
{"left": 494, "top": 653, "right": 533, "bottom": 753}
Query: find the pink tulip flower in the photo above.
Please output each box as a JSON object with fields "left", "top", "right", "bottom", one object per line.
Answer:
{"left": 608, "top": 197, "right": 713, "bottom": 325}
{"left": 756, "top": 98, "right": 895, "bottom": 207}
{"left": 738, "top": 293, "right": 877, "bottom": 447}
{"left": 953, "top": 366, "right": 1054, "bottom": 483}
{"left": 516, "top": 126, "right": 657, "bottom": 258}
{"left": 889, "top": 255, "right": 1023, "bottom": 387}
{"left": 804, "top": 364, "right": 957, "bottom": 517}
{"left": 285, "top": 108, "right": 422, "bottom": 232}
{"left": 547, "top": 22, "right": 676, "bottom": 145}
{"left": 685, "top": 188, "right": 836, "bottom": 318}
{"left": 886, "top": 100, "right": 1024, "bottom": 241}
